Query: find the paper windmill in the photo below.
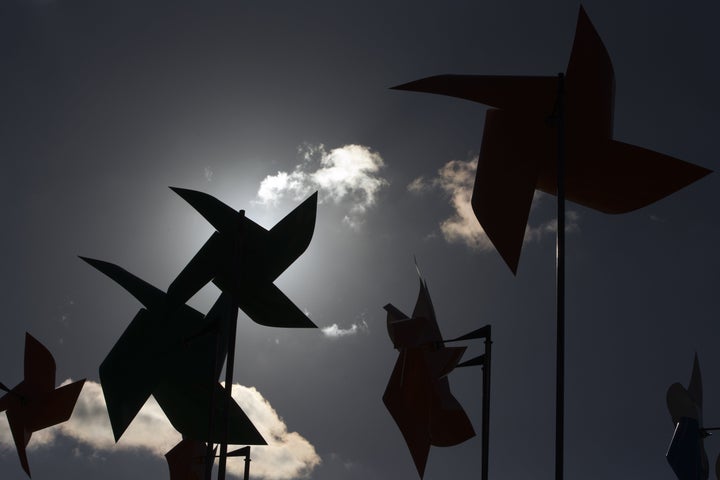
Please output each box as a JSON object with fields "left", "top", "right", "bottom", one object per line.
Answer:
{"left": 166, "top": 188, "right": 318, "bottom": 328}
{"left": 79, "top": 257, "right": 266, "bottom": 447}
{"left": 383, "top": 271, "right": 476, "bottom": 478}
{"left": 166, "top": 438, "right": 215, "bottom": 480}
{"left": 0, "top": 333, "right": 85, "bottom": 477}
{"left": 666, "top": 354, "right": 719, "bottom": 480}
{"left": 392, "top": 6, "right": 711, "bottom": 273}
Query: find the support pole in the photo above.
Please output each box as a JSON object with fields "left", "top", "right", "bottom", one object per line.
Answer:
{"left": 243, "top": 447, "right": 251, "bottom": 480}
{"left": 217, "top": 305, "right": 239, "bottom": 480}
{"left": 218, "top": 211, "right": 245, "bottom": 480}
{"left": 481, "top": 326, "right": 492, "bottom": 480}
{"left": 555, "top": 72, "right": 566, "bottom": 480}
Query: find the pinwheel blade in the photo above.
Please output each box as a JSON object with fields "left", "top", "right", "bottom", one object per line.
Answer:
{"left": 667, "top": 417, "right": 705, "bottom": 480}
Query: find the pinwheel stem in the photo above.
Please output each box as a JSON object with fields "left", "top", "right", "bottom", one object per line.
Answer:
{"left": 218, "top": 212, "right": 245, "bottom": 480}
{"left": 555, "top": 72, "right": 566, "bottom": 480}
{"left": 481, "top": 327, "right": 492, "bottom": 480}
{"left": 243, "top": 449, "right": 251, "bottom": 480}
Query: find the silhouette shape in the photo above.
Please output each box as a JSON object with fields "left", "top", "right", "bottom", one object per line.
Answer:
{"left": 383, "top": 270, "right": 476, "bottom": 478}
{"left": 79, "top": 256, "right": 266, "bottom": 447}
{"left": 166, "top": 188, "right": 318, "bottom": 328}
{"left": 165, "top": 440, "right": 253, "bottom": 480}
{"left": 0, "top": 333, "right": 85, "bottom": 477}
{"left": 666, "top": 354, "right": 717, "bottom": 480}
{"left": 392, "top": 6, "right": 711, "bottom": 273}
{"left": 166, "top": 438, "right": 216, "bottom": 480}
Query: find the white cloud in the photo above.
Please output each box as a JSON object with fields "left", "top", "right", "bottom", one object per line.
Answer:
{"left": 321, "top": 320, "right": 369, "bottom": 338}
{"left": 205, "top": 167, "right": 214, "bottom": 182}
{"left": 257, "top": 143, "right": 388, "bottom": 229}
{"left": 0, "top": 380, "right": 320, "bottom": 480}
{"left": 415, "top": 157, "right": 580, "bottom": 250}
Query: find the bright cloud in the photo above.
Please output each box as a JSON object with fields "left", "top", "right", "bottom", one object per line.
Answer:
{"left": 0, "top": 380, "right": 320, "bottom": 480}
{"left": 257, "top": 143, "right": 388, "bottom": 229}
{"left": 410, "top": 158, "right": 580, "bottom": 250}
{"left": 321, "top": 320, "right": 369, "bottom": 338}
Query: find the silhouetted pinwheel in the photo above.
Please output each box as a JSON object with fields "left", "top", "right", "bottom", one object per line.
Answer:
{"left": 393, "top": 6, "right": 711, "bottom": 274}
{"left": 166, "top": 438, "right": 218, "bottom": 480}
{"left": 666, "top": 354, "right": 720, "bottom": 480}
{"left": 0, "top": 333, "right": 85, "bottom": 477}
{"left": 163, "top": 188, "right": 318, "bottom": 479}
{"left": 166, "top": 439, "right": 252, "bottom": 480}
{"left": 393, "top": 8, "right": 711, "bottom": 479}
{"left": 383, "top": 265, "right": 491, "bottom": 478}
{"left": 166, "top": 188, "right": 318, "bottom": 329}
{"left": 79, "top": 257, "right": 266, "bottom": 447}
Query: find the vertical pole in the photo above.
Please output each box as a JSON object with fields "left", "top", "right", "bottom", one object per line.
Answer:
{"left": 481, "top": 326, "right": 492, "bottom": 480}
{"left": 218, "top": 211, "right": 245, "bottom": 480}
{"left": 217, "top": 306, "right": 239, "bottom": 480}
{"left": 555, "top": 72, "right": 566, "bottom": 480}
{"left": 243, "top": 447, "right": 251, "bottom": 480}
{"left": 205, "top": 329, "right": 221, "bottom": 480}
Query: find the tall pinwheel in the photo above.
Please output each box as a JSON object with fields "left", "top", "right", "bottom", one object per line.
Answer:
{"left": 392, "top": 8, "right": 711, "bottom": 479}
{"left": 0, "top": 333, "right": 86, "bottom": 477}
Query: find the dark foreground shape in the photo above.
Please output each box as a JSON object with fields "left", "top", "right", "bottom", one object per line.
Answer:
{"left": 666, "top": 354, "right": 718, "bottom": 480}
{"left": 167, "top": 188, "right": 318, "bottom": 328}
{"left": 0, "top": 333, "right": 85, "bottom": 477}
{"left": 79, "top": 257, "right": 265, "bottom": 447}
{"left": 383, "top": 268, "right": 478, "bottom": 478}
{"left": 392, "top": 6, "right": 711, "bottom": 274}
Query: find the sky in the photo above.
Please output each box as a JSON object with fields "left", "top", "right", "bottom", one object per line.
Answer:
{"left": 0, "top": 0, "right": 719, "bottom": 479}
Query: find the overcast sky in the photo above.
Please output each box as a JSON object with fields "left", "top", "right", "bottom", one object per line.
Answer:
{"left": 1, "top": 0, "right": 719, "bottom": 479}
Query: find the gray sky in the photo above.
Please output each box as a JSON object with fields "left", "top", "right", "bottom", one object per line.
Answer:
{"left": 1, "top": 0, "right": 719, "bottom": 479}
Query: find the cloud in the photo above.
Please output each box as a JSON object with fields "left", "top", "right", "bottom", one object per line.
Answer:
{"left": 412, "top": 157, "right": 580, "bottom": 250}
{"left": 256, "top": 143, "right": 388, "bottom": 229}
{"left": 407, "top": 176, "right": 429, "bottom": 194}
{"left": 433, "top": 158, "right": 495, "bottom": 250}
{"left": 205, "top": 167, "right": 214, "bottom": 182}
{"left": 0, "top": 381, "right": 320, "bottom": 480}
{"left": 321, "top": 320, "right": 369, "bottom": 338}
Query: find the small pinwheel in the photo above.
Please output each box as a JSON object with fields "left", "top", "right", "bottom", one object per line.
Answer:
{"left": 0, "top": 333, "right": 85, "bottom": 477}
{"left": 666, "top": 354, "right": 720, "bottom": 480}
{"left": 383, "top": 266, "right": 489, "bottom": 477}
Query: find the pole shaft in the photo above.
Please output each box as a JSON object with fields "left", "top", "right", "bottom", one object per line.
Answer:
{"left": 218, "top": 211, "right": 245, "bottom": 480}
{"left": 555, "top": 72, "right": 566, "bottom": 480}
{"left": 217, "top": 305, "right": 239, "bottom": 480}
{"left": 481, "top": 326, "right": 492, "bottom": 480}
{"left": 244, "top": 452, "right": 251, "bottom": 480}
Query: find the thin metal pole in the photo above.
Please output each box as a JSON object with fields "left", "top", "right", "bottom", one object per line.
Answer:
{"left": 217, "top": 305, "right": 239, "bottom": 480}
{"left": 218, "top": 211, "right": 245, "bottom": 480}
{"left": 555, "top": 72, "right": 566, "bottom": 480}
{"left": 243, "top": 447, "right": 251, "bottom": 480}
{"left": 481, "top": 326, "right": 492, "bottom": 480}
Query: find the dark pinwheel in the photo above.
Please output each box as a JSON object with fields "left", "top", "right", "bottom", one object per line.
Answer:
{"left": 383, "top": 266, "right": 489, "bottom": 478}
{"left": 0, "top": 333, "right": 85, "bottom": 477}
{"left": 392, "top": 6, "right": 711, "bottom": 274}
{"left": 166, "top": 188, "right": 318, "bottom": 328}
{"left": 666, "top": 354, "right": 720, "bottom": 480}
{"left": 79, "top": 257, "right": 266, "bottom": 447}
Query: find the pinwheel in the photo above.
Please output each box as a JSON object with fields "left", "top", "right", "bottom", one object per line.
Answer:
{"left": 166, "top": 439, "right": 253, "bottom": 480}
{"left": 0, "top": 333, "right": 85, "bottom": 477}
{"left": 393, "top": 9, "right": 711, "bottom": 478}
{"left": 166, "top": 188, "right": 318, "bottom": 329}
{"left": 666, "top": 354, "right": 720, "bottom": 480}
{"left": 79, "top": 257, "right": 265, "bottom": 447}
{"left": 392, "top": 6, "right": 711, "bottom": 274}
{"left": 383, "top": 266, "right": 490, "bottom": 478}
